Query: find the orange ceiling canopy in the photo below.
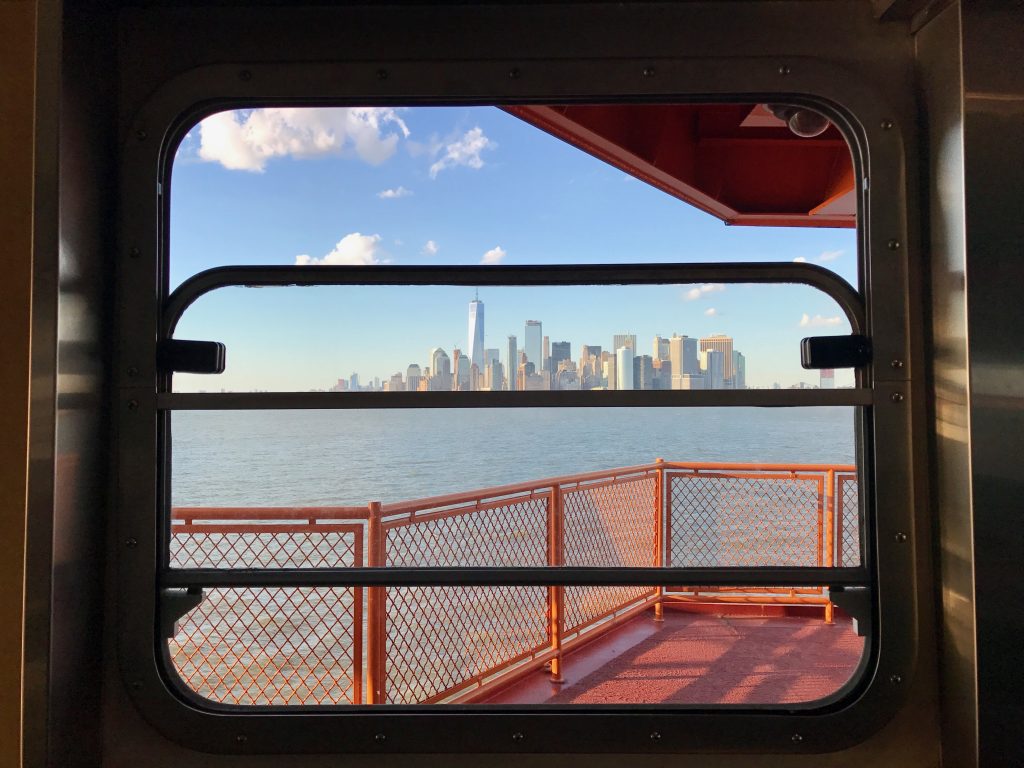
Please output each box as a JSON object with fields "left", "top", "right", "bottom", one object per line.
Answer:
{"left": 503, "top": 104, "right": 856, "bottom": 228}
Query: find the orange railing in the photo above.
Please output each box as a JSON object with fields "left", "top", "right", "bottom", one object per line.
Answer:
{"left": 167, "top": 461, "right": 858, "bottom": 706}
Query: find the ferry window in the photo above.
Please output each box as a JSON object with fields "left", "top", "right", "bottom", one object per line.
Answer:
{"left": 118, "top": 92, "right": 913, "bottom": 753}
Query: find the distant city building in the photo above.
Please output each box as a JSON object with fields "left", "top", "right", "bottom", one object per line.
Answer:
{"left": 613, "top": 333, "right": 637, "bottom": 354}
{"left": 386, "top": 372, "right": 405, "bottom": 392}
{"left": 349, "top": 373, "right": 360, "bottom": 391}
{"left": 486, "top": 360, "right": 504, "bottom": 391}
{"left": 700, "top": 334, "right": 735, "bottom": 381}
{"left": 732, "top": 351, "right": 747, "bottom": 389}
{"left": 484, "top": 348, "right": 500, "bottom": 371}
{"left": 633, "top": 354, "right": 655, "bottom": 390}
{"left": 704, "top": 349, "right": 725, "bottom": 389}
{"left": 525, "top": 320, "right": 542, "bottom": 370}
{"left": 429, "top": 347, "right": 452, "bottom": 390}
{"left": 820, "top": 368, "right": 835, "bottom": 389}
{"left": 542, "top": 335, "right": 550, "bottom": 371}
{"left": 523, "top": 365, "right": 549, "bottom": 390}
{"left": 668, "top": 334, "right": 700, "bottom": 388}
{"left": 555, "top": 360, "right": 581, "bottom": 391}
{"left": 674, "top": 374, "right": 706, "bottom": 390}
{"left": 616, "top": 346, "right": 634, "bottom": 390}
{"left": 406, "top": 364, "right": 422, "bottom": 393}
{"left": 551, "top": 341, "right": 571, "bottom": 369}
{"left": 452, "top": 349, "right": 470, "bottom": 391}
{"left": 603, "top": 356, "right": 616, "bottom": 390}
{"left": 653, "top": 335, "right": 671, "bottom": 361}
{"left": 579, "top": 345, "right": 603, "bottom": 389}
{"left": 653, "top": 358, "right": 671, "bottom": 390}
{"left": 505, "top": 335, "right": 518, "bottom": 391}
{"left": 468, "top": 295, "right": 485, "bottom": 373}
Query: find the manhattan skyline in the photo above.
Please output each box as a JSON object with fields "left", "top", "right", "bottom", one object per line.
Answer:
{"left": 326, "top": 295, "right": 754, "bottom": 393}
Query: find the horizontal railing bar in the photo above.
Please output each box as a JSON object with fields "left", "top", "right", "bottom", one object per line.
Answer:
{"left": 162, "top": 262, "right": 865, "bottom": 338}
{"left": 666, "top": 462, "right": 856, "bottom": 472}
{"left": 158, "top": 389, "right": 873, "bottom": 411}
{"left": 160, "top": 566, "right": 868, "bottom": 588}
{"left": 379, "top": 464, "right": 657, "bottom": 516}
{"left": 172, "top": 507, "right": 370, "bottom": 521}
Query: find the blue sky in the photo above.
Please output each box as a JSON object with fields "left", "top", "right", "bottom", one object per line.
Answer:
{"left": 171, "top": 106, "right": 857, "bottom": 391}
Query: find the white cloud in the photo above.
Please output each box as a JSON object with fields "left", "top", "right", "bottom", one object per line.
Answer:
{"left": 422, "top": 240, "right": 439, "bottom": 256}
{"left": 684, "top": 283, "right": 726, "bottom": 301}
{"left": 704, "top": 307, "right": 719, "bottom": 317}
{"left": 429, "top": 127, "right": 495, "bottom": 178}
{"left": 799, "top": 313, "right": 843, "bottom": 328}
{"left": 378, "top": 186, "right": 412, "bottom": 199}
{"left": 817, "top": 249, "right": 844, "bottom": 262}
{"left": 295, "top": 233, "right": 383, "bottom": 266}
{"left": 480, "top": 246, "right": 507, "bottom": 265}
{"left": 198, "top": 107, "right": 410, "bottom": 172}
{"left": 793, "top": 256, "right": 808, "bottom": 263}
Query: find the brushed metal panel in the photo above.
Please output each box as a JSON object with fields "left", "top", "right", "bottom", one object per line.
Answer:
{"left": 916, "top": 5, "right": 978, "bottom": 767}
{"left": 961, "top": 3, "right": 1024, "bottom": 765}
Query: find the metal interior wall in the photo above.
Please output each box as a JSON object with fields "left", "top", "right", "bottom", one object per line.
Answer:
{"left": 104, "top": 2, "right": 937, "bottom": 766}
{"left": 960, "top": 3, "right": 1024, "bottom": 766}
{"left": 916, "top": 5, "right": 978, "bottom": 767}
{"left": 21, "top": 2, "right": 119, "bottom": 767}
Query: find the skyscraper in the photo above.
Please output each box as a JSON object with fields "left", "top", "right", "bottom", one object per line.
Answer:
{"left": 616, "top": 346, "right": 634, "bottom": 390}
{"left": 704, "top": 349, "right": 725, "bottom": 389}
{"left": 406, "top": 364, "right": 422, "bottom": 393}
{"left": 468, "top": 294, "right": 485, "bottom": 373}
{"left": 505, "top": 335, "right": 517, "bottom": 391}
{"left": 453, "top": 350, "right": 470, "bottom": 391}
{"left": 525, "top": 320, "right": 542, "bottom": 370}
{"left": 700, "top": 334, "right": 734, "bottom": 381}
{"left": 551, "top": 341, "right": 571, "bottom": 368}
{"left": 613, "top": 333, "right": 637, "bottom": 353}
{"left": 733, "top": 351, "right": 747, "bottom": 389}
{"left": 668, "top": 334, "right": 700, "bottom": 388}
{"left": 633, "top": 354, "right": 655, "bottom": 390}
{"left": 653, "top": 335, "right": 671, "bottom": 361}
{"left": 820, "top": 368, "right": 835, "bottom": 389}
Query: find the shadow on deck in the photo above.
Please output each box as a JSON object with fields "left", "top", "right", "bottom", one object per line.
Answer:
{"left": 481, "top": 606, "right": 865, "bottom": 705}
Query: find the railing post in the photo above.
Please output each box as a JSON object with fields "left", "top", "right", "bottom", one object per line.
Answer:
{"left": 824, "top": 470, "right": 835, "bottom": 625}
{"left": 654, "top": 458, "right": 666, "bottom": 622}
{"left": 547, "top": 485, "right": 565, "bottom": 683}
{"left": 366, "top": 501, "right": 387, "bottom": 703}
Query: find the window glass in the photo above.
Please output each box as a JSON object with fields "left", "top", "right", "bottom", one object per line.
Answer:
{"left": 163, "top": 103, "right": 868, "bottom": 715}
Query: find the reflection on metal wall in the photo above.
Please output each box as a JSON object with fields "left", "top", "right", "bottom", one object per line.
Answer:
{"left": 961, "top": 3, "right": 1024, "bottom": 765}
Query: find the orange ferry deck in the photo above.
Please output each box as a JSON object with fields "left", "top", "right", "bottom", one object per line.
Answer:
{"left": 482, "top": 605, "right": 864, "bottom": 706}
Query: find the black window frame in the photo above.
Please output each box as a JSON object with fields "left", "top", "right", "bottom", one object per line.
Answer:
{"left": 115, "top": 57, "right": 919, "bottom": 755}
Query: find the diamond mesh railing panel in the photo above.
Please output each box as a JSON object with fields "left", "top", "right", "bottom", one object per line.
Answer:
{"left": 562, "top": 475, "right": 657, "bottom": 631}
{"left": 838, "top": 473, "right": 861, "bottom": 566}
{"left": 380, "top": 495, "right": 549, "bottom": 702}
{"left": 564, "top": 585, "right": 655, "bottom": 635}
{"left": 169, "top": 586, "right": 360, "bottom": 705}
{"left": 383, "top": 586, "right": 548, "bottom": 704}
{"left": 383, "top": 495, "right": 549, "bottom": 567}
{"left": 170, "top": 526, "right": 358, "bottom": 569}
{"left": 667, "top": 473, "right": 823, "bottom": 567}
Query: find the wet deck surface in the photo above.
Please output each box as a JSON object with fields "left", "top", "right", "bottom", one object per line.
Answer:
{"left": 483, "top": 608, "right": 864, "bottom": 705}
